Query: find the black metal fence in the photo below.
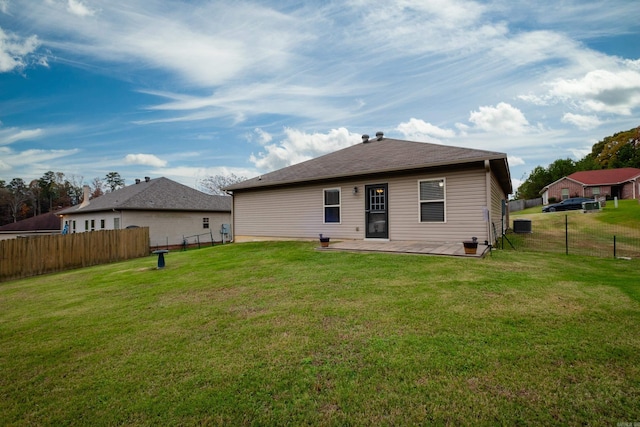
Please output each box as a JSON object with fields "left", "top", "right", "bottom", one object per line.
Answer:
{"left": 499, "top": 213, "right": 640, "bottom": 259}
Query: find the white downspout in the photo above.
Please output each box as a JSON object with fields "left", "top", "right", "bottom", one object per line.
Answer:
{"left": 485, "top": 160, "right": 492, "bottom": 243}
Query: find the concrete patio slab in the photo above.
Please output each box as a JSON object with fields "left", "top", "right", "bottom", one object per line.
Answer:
{"left": 319, "top": 240, "right": 490, "bottom": 257}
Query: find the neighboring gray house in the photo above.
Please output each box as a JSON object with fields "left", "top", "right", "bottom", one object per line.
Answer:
{"left": 57, "top": 177, "right": 232, "bottom": 248}
{"left": 224, "top": 132, "right": 512, "bottom": 245}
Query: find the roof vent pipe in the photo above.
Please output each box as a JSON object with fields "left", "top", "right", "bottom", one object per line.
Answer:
{"left": 144, "top": 176, "right": 150, "bottom": 182}
{"left": 135, "top": 179, "right": 141, "bottom": 184}
{"left": 376, "top": 131, "right": 384, "bottom": 140}
{"left": 362, "top": 134, "right": 370, "bottom": 143}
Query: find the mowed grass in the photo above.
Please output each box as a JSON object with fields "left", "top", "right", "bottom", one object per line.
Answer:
{"left": 1, "top": 242, "right": 639, "bottom": 425}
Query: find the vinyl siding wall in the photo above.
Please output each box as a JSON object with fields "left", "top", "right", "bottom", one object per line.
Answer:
{"left": 124, "top": 211, "right": 231, "bottom": 247}
{"left": 233, "top": 167, "right": 498, "bottom": 243}
{"left": 60, "top": 210, "right": 231, "bottom": 247}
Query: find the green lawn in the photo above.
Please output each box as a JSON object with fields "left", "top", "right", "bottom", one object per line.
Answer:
{"left": 1, "top": 242, "right": 639, "bottom": 425}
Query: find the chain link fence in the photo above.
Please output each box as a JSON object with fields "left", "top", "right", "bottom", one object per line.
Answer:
{"left": 498, "top": 211, "right": 640, "bottom": 259}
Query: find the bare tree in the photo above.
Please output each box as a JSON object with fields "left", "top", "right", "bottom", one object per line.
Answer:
{"left": 198, "top": 173, "right": 247, "bottom": 196}
{"left": 7, "top": 178, "right": 31, "bottom": 223}
{"left": 90, "top": 177, "right": 104, "bottom": 199}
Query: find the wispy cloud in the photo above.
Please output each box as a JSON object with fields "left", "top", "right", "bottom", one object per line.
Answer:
{"left": 0, "top": 127, "right": 44, "bottom": 145}
{"left": 561, "top": 113, "right": 602, "bottom": 130}
{"left": 0, "top": 146, "right": 79, "bottom": 173}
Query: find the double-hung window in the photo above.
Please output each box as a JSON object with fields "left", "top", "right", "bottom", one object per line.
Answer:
{"left": 324, "top": 188, "right": 341, "bottom": 223}
{"left": 419, "top": 179, "right": 445, "bottom": 222}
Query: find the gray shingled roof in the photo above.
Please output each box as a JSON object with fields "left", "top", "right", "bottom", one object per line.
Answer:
{"left": 57, "top": 177, "right": 231, "bottom": 214}
{"left": 0, "top": 212, "right": 61, "bottom": 232}
{"left": 225, "top": 136, "right": 512, "bottom": 193}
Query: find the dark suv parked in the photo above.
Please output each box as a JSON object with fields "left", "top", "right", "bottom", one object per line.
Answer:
{"left": 542, "top": 197, "right": 593, "bottom": 212}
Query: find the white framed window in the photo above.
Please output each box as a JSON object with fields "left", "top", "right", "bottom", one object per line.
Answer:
{"left": 592, "top": 187, "right": 600, "bottom": 196}
{"left": 323, "top": 188, "right": 341, "bottom": 223}
{"left": 561, "top": 188, "right": 569, "bottom": 200}
{"left": 114, "top": 218, "right": 120, "bottom": 230}
{"left": 203, "top": 218, "right": 210, "bottom": 229}
{"left": 419, "top": 178, "right": 445, "bottom": 222}
{"left": 100, "top": 219, "right": 105, "bottom": 229}
{"left": 85, "top": 220, "right": 89, "bottom": 231}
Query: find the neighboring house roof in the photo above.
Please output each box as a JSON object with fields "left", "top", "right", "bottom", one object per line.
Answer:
{"left": 566, "top": 168, "right": 640, "bottom": 185}
{"left": 225, "top": 135, "right": 512, "bottom": 194}
{"left": 0, "top": 212, "right": 61, "bottom": 232}
{"left": 58, "top": 177, "right": 231, "bottom": 215}
{"left": 540, "top": 167, "right": 640, "bottom": 194}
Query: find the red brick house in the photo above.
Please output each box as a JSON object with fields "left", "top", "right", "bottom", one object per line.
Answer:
{"left": 540, "top": 168, "right": 640, "bottom": 204}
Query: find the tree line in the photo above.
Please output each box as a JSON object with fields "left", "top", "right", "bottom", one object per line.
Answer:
{"left": 0, "top": 171, "right": 125, "bottom": 226}
{"left": 516, "top": 126, "right": 640, "bottom": 200}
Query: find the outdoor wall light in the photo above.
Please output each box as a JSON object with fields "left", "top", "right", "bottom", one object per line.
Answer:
{"left": 353, "top": 186, "right": 359, "bottom": 194}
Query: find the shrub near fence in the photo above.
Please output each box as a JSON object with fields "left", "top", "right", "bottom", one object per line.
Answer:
{"left": 0, "top": 227, "right": 150, "bottom": 282}
{"left": 504, "top": 212, "right": 640, "bottom": 259}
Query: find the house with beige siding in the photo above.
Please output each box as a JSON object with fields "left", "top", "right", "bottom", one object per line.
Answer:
{"left": 57, "top": 177, "right": 232, "bottom": 248}
{"left": 540, "top": 168, "right": 640, "bottom": 204}
{"left": 224, "top": 133, "right": 512, "bottom": 245}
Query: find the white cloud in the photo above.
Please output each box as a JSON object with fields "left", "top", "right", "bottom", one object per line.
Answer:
{"left": 396, "top": 118, "right": 456, "bottom": 143}
{"left": 548, "top": 69, "right": 640, "bottom": 115}
{"left": 561, "top": 113, "right": 602, "bottom": 130}
{"left": 0, "top": 127, "right": 44, "bottom": 145}
{"left": 508, "top": 156, "right": 525, "bottom": 167}
{"left": 249, "top": 128, "right": 272, "bottom": 145}
{"left": 250, "top": 127, "right": 360, "bottom": 172}
{"left": 124, "top": 153, "right": 167, "bottom": 167}
{"left": 0, "top": 27, "right": 40, "bottom": 72}
{"left": 469, "top": 102, "right": 530, "bottom": 135}
{"left": 0, "top": 0, "right": 8, "bottom": 14}
{"left": 67, "top": 0, "right": 95, "bottom": 17}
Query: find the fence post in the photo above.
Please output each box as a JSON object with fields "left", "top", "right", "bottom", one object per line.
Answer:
{"left": 565, "top": 215, "right": 568, "bottom": 255}
{"left": 614, "top": 235, "right": 616, "bottom": 259}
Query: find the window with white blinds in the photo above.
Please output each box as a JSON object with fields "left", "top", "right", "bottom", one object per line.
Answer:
{"left": 419, "top": 179, "right": 445, "bottom": 222}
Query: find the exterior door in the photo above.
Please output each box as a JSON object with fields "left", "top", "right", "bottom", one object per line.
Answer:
{"left": 365, "top": 184, "right": 388, "bottom": 239}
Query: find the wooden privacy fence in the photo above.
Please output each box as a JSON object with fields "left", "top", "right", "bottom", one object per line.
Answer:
{"left": 0, "top": 227, "right": 150, "bottom": 282}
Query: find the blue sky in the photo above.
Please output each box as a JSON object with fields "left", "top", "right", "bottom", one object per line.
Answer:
{"left": 1, "top": 0, "right": 639, "bottom": 193}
